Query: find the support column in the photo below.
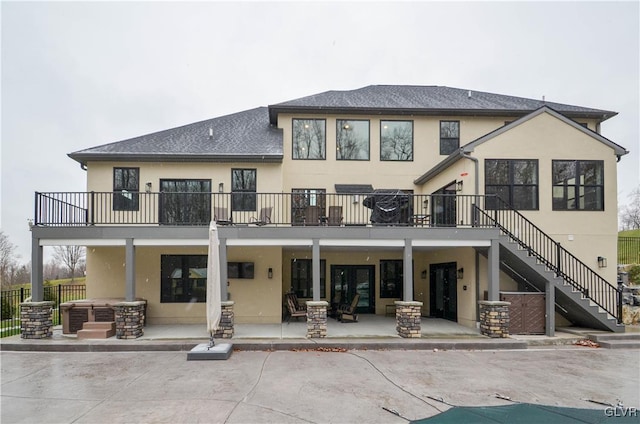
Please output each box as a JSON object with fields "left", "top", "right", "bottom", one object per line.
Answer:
{"left": 214, "top": 301, "right": 234, "bottom": 338}
{"left": 545, "top": 280, "right": 555, "bottom": 337}
{"left": 403, "top": 238, "right": 413, "bottom": 301}
{"left": 114, "top": 301, "right": 146, "bottom": 339}
{"left": 20, "top": 301, "right": 53, "bottom": 339}
{"left": 478, "top": 300, "right": 510, "bottom": 338}
{"left": 306, "top": 301, "right": 328, "bottom": 338}
{"left": 30, "top": 237, "right": 43, "bottom": 302}
{"left": 125, "top": 238, "right": 135, "bottom": 302}
{"left": 312, "top": 239, "right": 320, "bottom": 301}
{"left": 487, "top": 238, "right": 500, "bottom": 301}
{"left": 395, "top": 301, "right": 422, "bottom": 338}
{"left": 219, "top": 238, "right": 228, "bottom": 301}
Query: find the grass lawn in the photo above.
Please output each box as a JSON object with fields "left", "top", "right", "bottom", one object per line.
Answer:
{"left": 619, "top": 229, "right": 640, "bottom": 237}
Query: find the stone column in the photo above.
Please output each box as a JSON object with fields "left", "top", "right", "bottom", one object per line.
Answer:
{"left": 478, "top": 300, "right": 510, "bottom": 338}
{"left": 395, "top": 301, "right": 423, "bottom": 338}
{"left": 306, "top": 301, "right": 328, "bottom": 338}
{"left": 213, "top": 301, "right": 234, "bottom": 339}
{"left": 113, "top": 301, "right": 146, "bottom": 339}
{"left": 20, "top": 301, "right": 54, "bottom": 339}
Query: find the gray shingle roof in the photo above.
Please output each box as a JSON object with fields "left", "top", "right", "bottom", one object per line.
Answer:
{"left": 69, "top": 107, "right": 282, "bottom": 164}
{"left": 268, "top": 85, "right": 616, "bottom": 124}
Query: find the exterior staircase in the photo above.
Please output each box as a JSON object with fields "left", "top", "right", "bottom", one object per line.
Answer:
{"left": 474, "top": 197, "right": 624, "bottom": 333}
{"left": 76, "top": 321, "right": 116, "bottom": 339}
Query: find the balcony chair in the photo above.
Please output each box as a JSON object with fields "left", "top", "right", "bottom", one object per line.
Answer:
{"left": 304, "top": 205, "right": 322, "bottom": 226}
{"left": 337, "top": 293, "right": 360, "bottom": 323}
{"left": 250, "top": 206, "right": 272, "bottom": 226}
{"left": 327, "top": 206, "right": 343, "bottom": 226}
{"left": 285, "top": 292, "right": 307, "bottom": 323}
{"left": 214, "top": 207, "right": 233, "bottom": 225}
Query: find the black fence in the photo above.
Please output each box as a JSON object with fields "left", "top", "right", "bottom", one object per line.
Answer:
{"left": 618, "top": 237, "right": 640, "bottom": 265}
{"left": 1, "top": 284, "right": 86, "bottom": 337}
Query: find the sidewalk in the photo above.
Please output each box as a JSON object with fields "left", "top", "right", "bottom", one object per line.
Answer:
{"left": 0, "top": 316, "right": 599, "bottom": 352}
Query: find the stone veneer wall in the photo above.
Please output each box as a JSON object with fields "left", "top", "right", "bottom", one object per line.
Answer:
{"left": 395, "top": 301, "right": 423, "bottom": 338}
{"left": 20, "top": 301, "right": 54, "bottom": 339}
{"left": 213, "top": 301, "right": 234, "bottom": 339}
{"left": 114, "top": 301, "right": 146, "bottom": 339}
{"left": 478, "top": 301, "right": 510, "bottom": 338}
{"left": 306, "top": 301, "right": 328, "bottom": 338}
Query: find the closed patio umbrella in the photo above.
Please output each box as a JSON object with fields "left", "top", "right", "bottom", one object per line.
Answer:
{"left": 206, "top": 220, "right": 221, "bottom": 346}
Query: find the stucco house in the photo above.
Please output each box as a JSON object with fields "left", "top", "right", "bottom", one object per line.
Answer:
{"left": 29, "top": 85, "right": 629, "bottom": 338}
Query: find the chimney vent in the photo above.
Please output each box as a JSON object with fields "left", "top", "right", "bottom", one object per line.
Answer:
{"left": 468, "top": 90, "right": 472, "bottom": 98}
{"left": 209, "top": 127, "right": 213, "bottom": 139}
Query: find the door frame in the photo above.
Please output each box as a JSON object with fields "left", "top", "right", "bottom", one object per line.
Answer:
{"left": 429, "top": 261, "right": 458, "bottom": 322}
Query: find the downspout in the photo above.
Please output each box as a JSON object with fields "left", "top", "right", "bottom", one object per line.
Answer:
{"left": 462, "top": 148, "right": 481, "bottom": 322}
{"left": 460, "top": 149, "right": 479, "bottom": 195}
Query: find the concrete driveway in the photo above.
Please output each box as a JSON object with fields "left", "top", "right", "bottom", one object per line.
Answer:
{"left": 1, "top": 347, "right": 638, "bottom": 423}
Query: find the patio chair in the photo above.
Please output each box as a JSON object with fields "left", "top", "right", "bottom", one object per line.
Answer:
{"left": 214, "top": 207, "right": 232, "bottom": 225}
{"left": 327, "top": 206, "right": 343, "bottom": 226}
{"left": 250, "top": 206, "right": 272, "bottom": 226}
{"left": 337, "top": 293, "right": 360, "bottom": 323}
{"left": 285, "top": 292, "right": 307, "bottom": 323}
{"left": 304, "top": 205, "right": 322, "bottom": 226}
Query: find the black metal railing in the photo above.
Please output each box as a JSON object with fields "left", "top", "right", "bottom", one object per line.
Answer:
{"left": 618, "top": 237, "right": 640, "bottom": 265}
{"left": 34, "top": 191, "right": 494, "bottom": 228}
{"left": 475, "top": 197, "right": 621, "bottom": 323}
{"left": 0, "top": 284, "right": 86, "bottom": 337}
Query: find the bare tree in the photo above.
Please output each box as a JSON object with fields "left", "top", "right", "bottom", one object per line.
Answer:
{"left": 0, "top": 231, "right": 18, "bottom": 288}
{"left": 620, "top": 186, "right": 640, "bottom": 230}
{"left": 52, "top": 246, "right": 86, "bottom": 282}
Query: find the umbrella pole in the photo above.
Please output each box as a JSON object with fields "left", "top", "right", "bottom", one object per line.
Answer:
{"left": 208, "top": 331, "right": 215, "bottom": 349}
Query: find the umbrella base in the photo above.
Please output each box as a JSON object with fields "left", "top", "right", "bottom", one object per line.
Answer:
{"left": 187, "top": 343, "right": 233, "bottom": 360}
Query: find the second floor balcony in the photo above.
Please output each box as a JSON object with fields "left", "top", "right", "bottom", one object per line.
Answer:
{"left": 34, "top": 191, "right": 504, "bottom": 229}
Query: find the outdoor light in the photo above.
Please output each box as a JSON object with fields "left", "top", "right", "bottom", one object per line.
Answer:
{"left": 268, "top": 268, "right": 273, "bottom": 279}
{"left": 597, "top": 256, "right": 607, "bottom": 268}
{"left": 457, "top": 267, "right": 464, "bottom": 279}
{"left": 421, "top": 270, "right": 427, "bottom": 279}
{"left": 456, "top": 181, "right": 464, "bottom": 192}
{"left": 218, "top": 182, "right": 224, "bottom": 193}
{"left": 352, "top": 194, "right": 360, "bottom": 204}
{"left": 145, "top": 182, "right": 152, "bottom": 193}
{"left": 423, "top": 198, "right": 429, "bottom": 209}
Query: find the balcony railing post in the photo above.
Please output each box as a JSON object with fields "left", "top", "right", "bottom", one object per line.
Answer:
{"left": 556, "top": 242, "right": 562, "bottom": 276}
{"left": 90, "top": 191, "right": 95, "bottom": 225}
{"left": 617, "top": 285, "right": 623, "bottom": 324}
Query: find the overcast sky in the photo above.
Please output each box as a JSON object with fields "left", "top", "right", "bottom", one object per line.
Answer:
{"left": 2, "top": 1, "right": 639, "bottom": 264}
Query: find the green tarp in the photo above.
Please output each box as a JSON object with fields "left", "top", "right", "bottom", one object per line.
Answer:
{"left": 412, "top": 403, "right": 636, "bottom": 423}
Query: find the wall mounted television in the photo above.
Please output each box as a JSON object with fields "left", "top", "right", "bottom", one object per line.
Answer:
{"left": 227, "top": 262, "right": 254, "bottom": 279}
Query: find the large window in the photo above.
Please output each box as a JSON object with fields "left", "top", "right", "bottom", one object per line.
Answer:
{"left": 380, "top": 120, "right": 413, "bottom": 161}
{"left": 161, "top": 255, "right": 207, "bottom": 303}
{"left": 336, "top": 120, "right": 370, "bottom": 160}
{"left": 552, "top": 160, "right": 604, "bottom": 211}
{"left": 293, "top": 119, "right": 326, "bottom": 160}
{"left": 113, "top": 167, "right": 139, "bottom": 211}
{"left": 291, "top": 259, "right": 326, "bottom": 298}
{"left": 440, "top": 121, "right": 460, "bottom": 155}
{"left": 159, "top": 179, "right": 211, "bottom": 224}
{"left": 485, "top": 159, "right": 538, "bottom": 210}
{"left": 380, "top": 260, "right": 403, "bottom": 298}
{"left": 231, "top": 169, "right": 257, "bottom": 211}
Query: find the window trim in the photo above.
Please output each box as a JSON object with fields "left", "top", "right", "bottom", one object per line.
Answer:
{"left": 160, "top": 254, "right": 207, "bottom": 303}
{"left": 113, "top": 167, "right": 140, "bottom": 211}
{"left": 484, "top": 159, "right": 539, "bottom": 211}
{"left": 380, "top": 259, "right": 403, "bottom": 299}
{"left": 231, "top": 168, "right": 257, "bottom": 212}
{"left": 292, "top": 118, "right": 327, "bottom": 160}
{"left": 380, "top": 120, "right": 414, "bottom": 161}
{"left": 552, "top": 160, "right": 604, "bottom": 211}
{"left": 291, "top": 259, "right": 326, "bottom": 298}
{"left": 158, "top": 179, "right": 212, "bottom": 225}
{"left": 439, "top": 120, "right": 460, "bottom": 156}
{"left": 336, "top": 119, "right": 370, "bottom": 161}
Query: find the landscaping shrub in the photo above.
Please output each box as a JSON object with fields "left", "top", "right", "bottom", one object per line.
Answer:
{"left": 628, "top": 264, "right": 640, "bottom": 285}
{"left": 1, "top": 298, "right": 15, "bottom": 320}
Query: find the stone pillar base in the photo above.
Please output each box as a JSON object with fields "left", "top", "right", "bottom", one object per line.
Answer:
{"left": 214, "top": 301, "right": 234, "bottom": 339}
{"left": 20, "top": 301, "right": 54, "bottom": 339}
{"left": 114, "top": 301, "right": 146, "bottom": 339}
{"left": 306, "top": 301, "right": 328, "bottom": 338}
{"left": 395, "top": 301, "right": 423, "bottom": 338}
{"left": 478, "top": 300, "right": 510, "bottom": 338}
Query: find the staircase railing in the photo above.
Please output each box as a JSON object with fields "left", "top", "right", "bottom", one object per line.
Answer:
{"left": 475, "top": 196, "right": 621, "bottom": 324}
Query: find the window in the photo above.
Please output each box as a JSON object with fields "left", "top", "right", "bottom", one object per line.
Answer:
{"left": 485, "top": 160, "right": 538, "bottom": 210}
{"left": 291, "top": 259, "right": 326, "bottom": 298}
{"left": 159, "top": 179, "right": 211, "bottom": 224}
{"left": 291, "top": 188, "right": 326, "bottom": 225}
{"left": 293, "top": 119, "right": 326, "bottom": 159}
{"left": 336, "top": 120, "right": 370, "bottom": 160}
{"left": 113, "top": 167, "right": 139, "bottom": 211}
{"left": 380, "top": 260, "right": 403, "bottom": 298}
{"left": 440, "top": 121, "right": 460, "bottom": 155}
{"left": 380, "top": 120, "right": 413, "bottom": 161}
{"left": 553, "top": 160, "right": 604, "bottom": 211}
{"left": 161, "top": 255, "right": 207, "bottom": 303}
{"left": 231, "top": 169, "right": 256, "bottom": 211}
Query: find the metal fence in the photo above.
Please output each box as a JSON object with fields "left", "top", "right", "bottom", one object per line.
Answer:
{"left": 1, "top": 284, "right": 86, "bottom": 337}
{"left": 618, "top": 237, "right": 640, "bottom": 265}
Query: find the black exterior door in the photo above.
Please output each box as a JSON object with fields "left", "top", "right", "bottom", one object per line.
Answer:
{"left": 432, "top": 182, "right": 457, "bottom": 227}
{"left": 331, "top": 265, "right": 375, "bottom": 313}
{"left": 430, "top": 262, "right": 458, "bottom": 322}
